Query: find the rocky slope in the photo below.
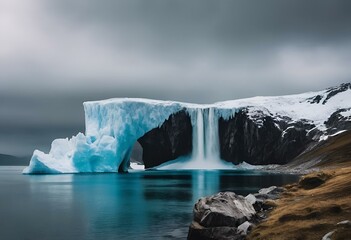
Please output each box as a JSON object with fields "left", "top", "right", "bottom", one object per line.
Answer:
{"left": 248, "top": 130, "right": 351, "bottom": 239}
{"left": 248, "top": 167, "right": 351, "bottom": 240}
{"left": 275, "top": 130, "right": 351, "bottom": 172}
{"left": 218, "top": 83, "right": 351, "bottom": 165}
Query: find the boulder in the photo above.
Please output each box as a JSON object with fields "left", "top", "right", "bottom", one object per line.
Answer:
{"left": 188, "top": 187, "right": 287, "bottom": 239}
{"left": 245, "top": 194, "right": 262, "bottom": 211}
{"left": 258, "top": 186, "right": 284, "bottom": 199}
{"left": 337, "top": 220, "right": 351, "bottom": 226}
{"left": 193, "top": 192, "right": 256, "bottom": 228}
{"left": 322, "top": 231, "right": 334, "bottom": 240}
{"left": 245, "top": 194, "right": 256, "bottom": 205}
{"left": 253, "top": 186, "right": 284, "bottom": 202}
{"left": 245, "top": 186, "right": 284, "bottom": 212}
{"left": 188, "top": 192, "right": 256, "bottom": 240}
{"left": 237, "top": 221, "right": 254, "bottom": 235}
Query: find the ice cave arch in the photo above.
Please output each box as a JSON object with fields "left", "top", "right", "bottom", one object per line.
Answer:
{"left": 24, "top": 99, "right": 187, "bottom": 174}
{"left": 136, "top": 109, "right": 193, "bottom": 169}
{"left": 24, "top": 99, "right": 234, "bottom": 174}
{"left": 23, "top": 98, "right": 238, "bottom": 174}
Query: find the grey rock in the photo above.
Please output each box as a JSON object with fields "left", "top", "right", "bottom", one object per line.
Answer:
{"left": 258, "top": 186, "right": 283, "bottom": 195}
{"left": 193, "top": 192, "right": 256, "bottom": 228}
{"left": 325, "top": 108, "right": 351, "bottom": 134}
{"left": 245, "top": 193, "right": 263, "bottom": 211}
{"left": 253, "top": 193, "right": 269, "bottom": 201}
{"left": 188, "top": 192, "right": 256, "bottom": 240}
{"left": 237, "top": 221, "right": 254, "bottom": 235}
{"left": 321, "top": 231, "right": 335, "bottom": 240}
{"left": 245, "top": 194, "right": 256, "bottom": 205}
{"left": 337, "top": 220, "right": 351, "bottom": 226}
{"left": 187, "top": 221, "right": 242, "bottom": 240}
{"left": 256, "top": 186, "right": 284, "bottom": 200}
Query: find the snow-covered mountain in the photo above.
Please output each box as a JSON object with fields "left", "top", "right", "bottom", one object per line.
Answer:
{"left": 217, "top": 83, "right": 351, "bottom": 165}
{"left": 24, "top": 83, "right": 351, "bottom": 174}
{"left": 217, "top": 82, "right": 351, "bottom": 135}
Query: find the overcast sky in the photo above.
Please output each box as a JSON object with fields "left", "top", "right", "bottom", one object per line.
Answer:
{"left": 1, "top": 0, "right": 351, "bottom": 156}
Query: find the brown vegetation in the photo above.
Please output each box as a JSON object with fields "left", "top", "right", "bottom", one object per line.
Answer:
{"left": 288, "top": 130, "right": 351, "bottom": 170}
{"left": 248, "top": 167, "right": 351, "bottom": 240}
{"left": 248, "top": 131, "right": 351, "bottom": 240}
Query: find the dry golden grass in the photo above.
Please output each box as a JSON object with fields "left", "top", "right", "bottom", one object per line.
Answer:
{"left": 247, "top": 167, "right": 351, "bottom": 240}
{"left": 291, "top": 131, "right": 351, "bottom": 170}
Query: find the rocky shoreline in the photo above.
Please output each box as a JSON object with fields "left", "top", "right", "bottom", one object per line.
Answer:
{"left": 187, "top": 186, "right": 285, "bottom": 240}
{"left": 187, "top": 166, "right": 351, "bottom": 240}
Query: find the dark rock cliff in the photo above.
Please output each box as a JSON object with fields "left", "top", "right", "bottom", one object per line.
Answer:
{"left": 136, "top": 83, "right": 351, "bottom": 167}
{"left": 138, "top": 110, "right": 192, "bottom": 168}
{"left": 324, "top": 108, "right": 351, "bottom": 134}
{"left": 218, "top": 109, "right": 317, "bottom": 165}
{"left": 137, "top": 107, "right": 350, "bottom": 168}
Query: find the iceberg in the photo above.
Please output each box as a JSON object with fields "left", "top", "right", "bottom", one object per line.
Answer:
{"left": 24, "top": 99, "right": 186, "bottom": 174}
{"left": 24, "top": 98, "right": 235, "bottom": 174}
{"left": 23, "top": 84, "right": 351, "bottom": 174}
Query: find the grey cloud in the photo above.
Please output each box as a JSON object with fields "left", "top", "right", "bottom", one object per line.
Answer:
{"left": 1, "top": 0, "right": 351, "bottom": 156}
{"left": 1, "top": 0, "right": 351, "bottom": 100}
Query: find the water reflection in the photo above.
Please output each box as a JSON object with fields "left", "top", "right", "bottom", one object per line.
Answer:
{"left": 143, "top": 173, "right": 192, "bottom": 201}
{"left": 29, "top": 174, "right": 74, "bottom": 206}
{"left": 191, "top": 170, "right": 220, "bottom": 203}
{"left": 69, "top": 170, "right": 299, "bottom": 239}
{"left": 0, "top": 167, "right": 299, "bottom": 240}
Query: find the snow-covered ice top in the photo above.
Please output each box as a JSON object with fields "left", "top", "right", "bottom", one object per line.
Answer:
{"left": 216, "top": 84, "right": 351, "bottom": 130}
{"left": 23, "top": 84, "right": 351, "bottom": 174}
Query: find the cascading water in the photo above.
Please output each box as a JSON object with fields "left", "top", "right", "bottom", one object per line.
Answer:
{"left": 191, "top": 108, "right": 223, "bottom": 163}
{"left": 193, "top": 108, "right": 205, "bottom": 160}
{"left": 205, "top": 108, "right": 220, "bottom": 160}
{"left": 185, "top": 108, "right": 233, "bottom": 169}
{"left": 158, "top": 107, "right": 233, "bottom": 169}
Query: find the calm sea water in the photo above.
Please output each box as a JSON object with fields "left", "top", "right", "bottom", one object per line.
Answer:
{"left": 0, "top": 166, "right": 299, "bottom": 240}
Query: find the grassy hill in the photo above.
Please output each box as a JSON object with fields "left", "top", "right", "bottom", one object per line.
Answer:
{"left": 248, "top": 131, "right": 351, "bottom": 240}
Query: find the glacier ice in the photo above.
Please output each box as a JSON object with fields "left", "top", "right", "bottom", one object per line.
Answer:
{"left": 23, "top": 85, "right": 351, "bottom": 174}
{"left": 24, "top": 99, "right": 185, "bottom": 174}
{"left": 24, "top": 99, "right": 234, "bottom": 174}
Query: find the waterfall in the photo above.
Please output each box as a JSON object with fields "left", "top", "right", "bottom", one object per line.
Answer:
{"left": 193, "top": 109, "right": 205, "bottom": 160}
{"left": 205, "top": 108, "right": 220, "bottom": 160}
{"left": 192, "top": 108, "right": 220, "bottom": 161}
{"left": 158, "top": 107, "right": 233, "bottom": 169}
